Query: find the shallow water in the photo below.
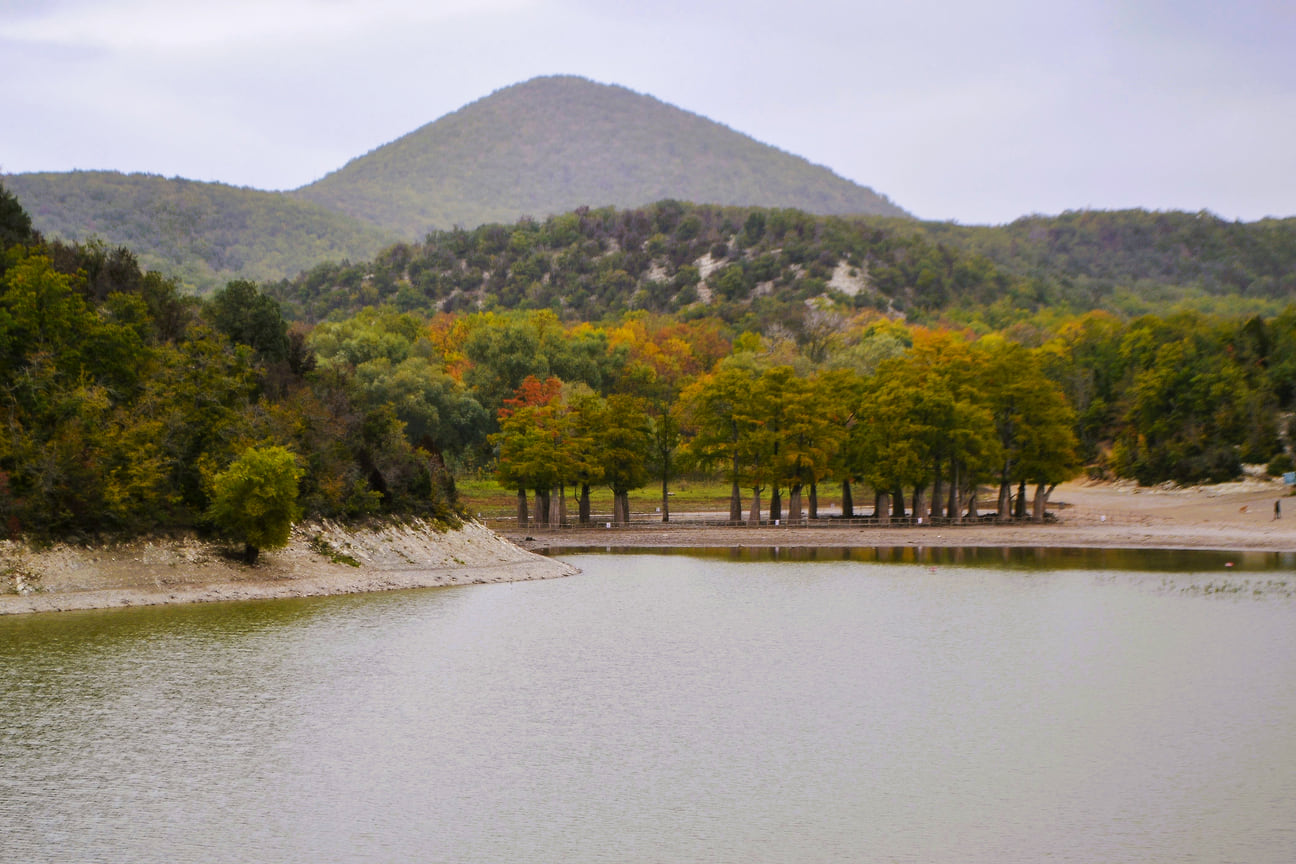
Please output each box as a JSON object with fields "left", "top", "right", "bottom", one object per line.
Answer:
{"left": 2, "top": 551, "right": 1294, "bottom": 862}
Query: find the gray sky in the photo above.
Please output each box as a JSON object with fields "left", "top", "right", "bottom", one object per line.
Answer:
{"left": 2, "top": 0, "right": 1293, "bottom": 224}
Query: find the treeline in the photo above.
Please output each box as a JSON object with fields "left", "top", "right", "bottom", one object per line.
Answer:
{"left": 270, "top": 200, "right": 1013, "bottom": 330}
{"left": 918, "top": 209, "right": 1296, "bottom": 297}
{"left": 269, "top": 203, "right": 1296, "bottom": 339}
{"left": 4, "top": 171, "right": 396, "bottom": 293}
{"left": 496, "top": 331, "right": 1077, "bottom": 527}
{"left": 0, "top": 183, "right": 454, "bottom": 543}
{"left": 269, "top": 297, "right": 1296, "bottom": 514}
{"left": 7, "top": 180, "right": 1296, "bottom": 544}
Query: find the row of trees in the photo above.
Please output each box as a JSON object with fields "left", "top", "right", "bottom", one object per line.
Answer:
{"left": 491, "top": 330, "right": 1078, "bottom": 527}
{"left": 290, "top": 300, "right": 1295, "bottom": 495}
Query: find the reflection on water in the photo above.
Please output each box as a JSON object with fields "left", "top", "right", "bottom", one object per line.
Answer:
{"left": 545, "top": 543, "right": 1296, "bottom": 571}
{"left": 2, "top": 555, "right": 1295, "bottom": 863}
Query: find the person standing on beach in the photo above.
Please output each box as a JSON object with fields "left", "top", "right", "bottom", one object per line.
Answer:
{"left": 1275, "top": 499, "right": 1282, "bottom": 520}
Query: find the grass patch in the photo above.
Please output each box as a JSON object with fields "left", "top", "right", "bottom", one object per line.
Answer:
{"left": 309, "top": 535, "right": 361, "bottom": 567}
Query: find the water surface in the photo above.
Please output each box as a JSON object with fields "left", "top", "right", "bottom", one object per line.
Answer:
{"left": 2, "top": 552, "right": 1294, "bottom": 862}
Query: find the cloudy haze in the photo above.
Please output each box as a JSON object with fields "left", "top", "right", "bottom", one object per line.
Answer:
{"left": 2, "top": 0, "right": 1293, "bottom": 224}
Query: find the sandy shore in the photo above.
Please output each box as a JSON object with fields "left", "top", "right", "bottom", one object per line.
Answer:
{"left": 507, "top": 478, "right": 1296, "bottom": 554}
{"left": 0, "top": 519, "right": 577, "bottom": 615}
{"left": 5, "top": 478, "right": 1295, "bottom": 616}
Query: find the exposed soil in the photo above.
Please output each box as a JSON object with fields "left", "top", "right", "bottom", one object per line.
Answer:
{"left": 0, "top": 519, "right": 576, "bottom": 615}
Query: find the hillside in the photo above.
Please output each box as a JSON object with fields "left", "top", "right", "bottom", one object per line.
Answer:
{"left": 269, "top": 202, "right": 1296, "bottom": 330}
{"left": 4, "top": 171, "right": 398, "bottom": 293}
{"left": 292, "top": 75, "right": 909, "bottom": 235}
{"left": 902, "top": 209, "right": 1296, "bottom": 307}
{"left": 270, "top": 202, "right": 1004, "bottom": 326}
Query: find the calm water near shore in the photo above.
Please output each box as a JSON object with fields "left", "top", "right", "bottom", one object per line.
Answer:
{"left": 3, "top": 549, "right": 1295, "bottom": 862}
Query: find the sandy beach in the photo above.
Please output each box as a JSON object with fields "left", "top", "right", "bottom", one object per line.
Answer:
{"left": 4, "top": 477, "right": 1295, "bottom": 615}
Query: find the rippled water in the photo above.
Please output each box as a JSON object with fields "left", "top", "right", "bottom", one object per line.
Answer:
{"left": 2, "top": 551, "right": 1295, "bottom": 862}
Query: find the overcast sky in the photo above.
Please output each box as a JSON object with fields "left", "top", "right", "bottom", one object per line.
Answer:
{"left": 2, "top": 0, "right": 1293, "bottom": 225}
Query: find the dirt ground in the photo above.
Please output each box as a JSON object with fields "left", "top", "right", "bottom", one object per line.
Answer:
{"left": 505, "top": 478, "right": 1296, "bottom": 555}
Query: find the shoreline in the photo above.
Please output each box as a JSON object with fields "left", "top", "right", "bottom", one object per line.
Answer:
{"left": 4, "top": 480, "right": 1295, "bottom": 616}
{"left": 0, "top": 519, "right": 577, "bottom": 616}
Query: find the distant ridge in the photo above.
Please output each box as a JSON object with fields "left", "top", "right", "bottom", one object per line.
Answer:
{"left": 292, "top": 75, "right": 909, "bottom": 235}
{"left": 4, "top": 171, "right": 396, "bottom": 292}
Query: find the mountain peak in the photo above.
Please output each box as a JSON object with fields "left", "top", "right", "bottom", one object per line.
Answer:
{"left": 294, "top": 75, "right": 907, "bottom": 235}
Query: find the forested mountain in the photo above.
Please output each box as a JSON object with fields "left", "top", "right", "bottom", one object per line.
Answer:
{"left": 268, "top": 201, "right": 1296, "bottom": 334}
{"left": 900, "top": 209, "right": 1296, "bottom": 307}
{"left": 3, "top": 171, "right": 397, "bottom": 293}
{"left": 292, "top": 76, "right": 909, "bottom": 236}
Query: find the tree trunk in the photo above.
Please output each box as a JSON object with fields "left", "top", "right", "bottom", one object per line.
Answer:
{"left": 579, "top": 483, "right": 591, "bottom": 524}
{"left": 548, "top": 486, "right": 560, "bottom": 526}
{"left": 770, "top": 487, "right": 782, "bottom": 523}
{"left": 749, "top": 487, "right": 762, "bottom": 525}
{"left": 809, "top": 482, "right": 818, "bottom": 519}
{"left": 244, "top": 543, "right": 259, "bottom": 565}
{"left": 965, "top": 483, "right": 979, "bottom": 520}
{"left": 1032, "top": 483, "right": 1054, "bottom": 522}
{"left": 535, "top": 488, "right": 550, "bottom": 526}
{"left": 841, "top": 480, "right": 854, "bottom": 518}
{"left": 912, "top": 485, "right": 925, "bottom": 522}
{"left": 729, "top": 455, "right": 743, "bottom": 523}
{"left": 892, "top": 486, "right": 906, "bottom": 519}
{"left": 1014, "top": 480, "right": 1028, "bottom": 519}
{"left": 877, "top": 492, "right": 891, "bottom": 526}
{"left": 661, "top": 474, "right": 670, "bottom": 523}
{"left": 997, "top": 478, "right": 1012, "bottom": 520}
{"left": 948, "top": 462, "right": 961, "bottom": 524}
{"left": 789, "top": 484, "right": 803, "bottom": 522}
{"left": 517, "top": 487, "right": 529, "bottom": 530}
{"left": 930, "top": 459, "right": 944, "bottom": 519}
{"left": 554, "top": 485, "right": 566, "bottom": 527}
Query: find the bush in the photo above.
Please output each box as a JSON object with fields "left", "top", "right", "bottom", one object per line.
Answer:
{"left": 207, "top": 446, "right": 303, "bottom": 563}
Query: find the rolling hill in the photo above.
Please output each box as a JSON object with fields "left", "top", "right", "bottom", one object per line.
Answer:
{"left": 291, "top": 75, "right": 909, "bottom": 235}
{"left": 3, "top": 171, "right": 397, "bottom": 293}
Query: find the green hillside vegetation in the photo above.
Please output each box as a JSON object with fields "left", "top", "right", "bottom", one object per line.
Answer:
{"left": 268, "top": 201, "right": 1296, "bottom": 338}
{"left": 895, "top": 209, "right": 1296, "bottom": 316}
{"left": 4, "top": 171, "right": 397, "bottom": 293}
{"left": 0, "top": 181, "right": 456, "bottom": 543}
{"left": 292, "top": 75, "right": 909, "bottom": 236}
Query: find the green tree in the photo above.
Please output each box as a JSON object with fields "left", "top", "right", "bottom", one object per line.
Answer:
{"left": 207, "top": 445, "right": 304, "bottom": 564}
{"left": 207, "top": 279, "right": 290, "bottom": 362}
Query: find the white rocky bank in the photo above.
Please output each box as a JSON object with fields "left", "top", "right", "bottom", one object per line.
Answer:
{"left": 1, "top": 519, "right": 577, "bottom": 615}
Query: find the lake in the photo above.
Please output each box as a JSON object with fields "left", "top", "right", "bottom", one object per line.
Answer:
{"left": 2, "top": 549, "right": 1294, "bottom": 863}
